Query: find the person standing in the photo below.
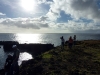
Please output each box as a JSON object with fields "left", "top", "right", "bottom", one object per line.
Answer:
{"left": 73, "top": 35, "right": 76, "bottom": 45}
{"left": 68, "top": 36, "right": 73, "bottom": 49}
{"left": 4, "top": 54, "right": 13, "bottom": 75}
{"left": 60, "top": 36, "right": 65, "bottom": 50}
{"left": 10, "top": 45, "right": 20, "bottom": 75}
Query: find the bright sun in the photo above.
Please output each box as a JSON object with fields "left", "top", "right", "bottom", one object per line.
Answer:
{"left": 20, "top": 0, "right": 35, "bottom": 11}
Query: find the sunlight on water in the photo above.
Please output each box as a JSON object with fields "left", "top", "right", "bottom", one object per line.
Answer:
{"left": 15, "top": 34, "right": 42, "bottom": 44}
{"left": 18, "top": 52, "right": 33, "bottom": 66}
{"left": 0, "top": 46, "right": 7, "bottom": 69}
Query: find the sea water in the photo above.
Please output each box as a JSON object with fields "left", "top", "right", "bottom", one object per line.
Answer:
{"left": 0, "top": 33, "right": 100, "bottom": 69}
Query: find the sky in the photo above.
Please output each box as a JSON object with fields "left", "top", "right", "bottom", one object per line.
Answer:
{"left": 0, "top": 0, "right": 100, "bottom": 33}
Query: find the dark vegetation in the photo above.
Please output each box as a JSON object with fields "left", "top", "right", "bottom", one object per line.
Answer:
{"left": 19, "top": 40, "right": 100, "bottom": 75}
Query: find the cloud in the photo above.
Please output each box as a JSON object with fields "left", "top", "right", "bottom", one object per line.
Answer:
{"left": 66, "top": 0, "right": 100, "bottom": 21}
{"left": 0, "top": 0, "right": 100, "bottom": 33}
{"left": 46, "top": 11, "right": 60, "bottom": 21}
{"left": 47, "top": 0, "right": 100, "bottom": 22}
{"left": 43, "top": 0, "right": 100, "bottom": 33}
{"left": 0, "top": 12, "right": 6, "bottom": 16}
{"left": 48, "top": 20, "right": 100, "bottom": 33}
{"left": 0, "top": 17, "right": 100, "bottom": 33}
{"left": 0, "top": 17, "right": 49, "bottom": 29}
{"left": 40, "top": 16, "right": 48, "bottom": 21}
{"left": 37, "top": 0, "right": 53, "bottom": 4}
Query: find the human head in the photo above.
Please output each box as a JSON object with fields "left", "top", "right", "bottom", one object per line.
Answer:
{"left": 62, "top": 36, "right": 63, "bottom": 39}
{"left": 74, "top": 35, "right": 76, "bottom": 37}
{"left": 69, "top": 36, "right": 72, "bottom": 39}
{"left": 8, "top": 54, "right": 12, "bottom": 58}
{"left": 60, "top": 36, "right": 63, "bottom": 39}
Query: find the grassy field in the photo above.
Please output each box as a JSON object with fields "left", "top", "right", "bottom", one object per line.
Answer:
{"left": 19, "top": 40, "right": 100, "bottom": 75}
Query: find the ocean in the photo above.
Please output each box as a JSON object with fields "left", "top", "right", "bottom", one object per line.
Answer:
{"left": 0, "top": 33, "right": 100, "bottom": 69}
{"left": 0, "top": 33, "right": 100, "bottom": 46}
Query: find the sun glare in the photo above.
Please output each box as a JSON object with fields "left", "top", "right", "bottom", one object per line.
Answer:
{"left": 20, "top": 0, "right": 36, "bottom": 11}
{"left": 15, "top": 34, "right": 41, "bottom": 44}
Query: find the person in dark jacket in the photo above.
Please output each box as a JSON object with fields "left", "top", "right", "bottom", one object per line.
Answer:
{"left": 60, "top": 36, "right": 65, "bottom": 50}
{"left": 4, "top": 54, "right": 13, "bottom": 75}
{"left": 10, "top": 45, "right": 20, "bottom": 75}
{"left": 73, "top": 35, "right": 76, "bottom": 45}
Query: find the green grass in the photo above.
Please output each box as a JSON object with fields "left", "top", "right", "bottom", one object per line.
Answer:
{"left": 42, "top": 53, "right": 52, "bottom": 59}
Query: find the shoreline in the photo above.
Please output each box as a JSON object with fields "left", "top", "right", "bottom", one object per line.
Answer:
{"left": 0, "top": 40, "right": 100, "bottom": 75}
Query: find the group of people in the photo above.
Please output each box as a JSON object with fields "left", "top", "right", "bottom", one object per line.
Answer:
{"left": 60, "top": 35, "right": 76, "bottom": 50}
{"left": 4, "top": 45, "right": 20, "bottom": 75}
{"left": 3, "top": 35, "right": 76, "bottom": 75}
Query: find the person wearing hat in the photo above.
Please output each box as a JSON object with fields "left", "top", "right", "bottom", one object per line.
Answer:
{"left": 10, "top": 45, "right": 20, "bottom": 75}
